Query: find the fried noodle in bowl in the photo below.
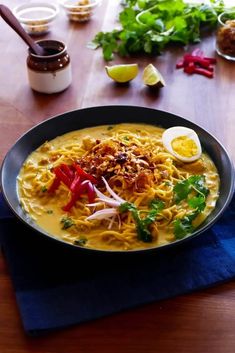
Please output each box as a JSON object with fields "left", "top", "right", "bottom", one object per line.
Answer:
{"left": 17, "top": 123, "right": 220, "bottom": 251}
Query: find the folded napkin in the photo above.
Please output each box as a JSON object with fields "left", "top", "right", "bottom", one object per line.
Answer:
{"left": 1, "top": 193, "right": 235, "bottom": 336}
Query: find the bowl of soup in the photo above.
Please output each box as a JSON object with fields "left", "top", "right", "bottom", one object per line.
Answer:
{"left": 1, "top": 106, "right": 234, "bottom": 253}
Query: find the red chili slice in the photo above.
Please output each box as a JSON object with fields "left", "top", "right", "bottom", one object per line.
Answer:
{"left": 183, "top": 55, "right": 212, "bottom": 68}
{"left": 62, "top": 191, "right": 80, "bottom": 212}
{"left": 193, "top": 67, "right": 214, "bottom": 78}
{"left": 74, "top": 164, "right": 97, "bottom": 184}
{"left": 53, "top": 166, "right": 71, "bottom": 188}
{"left": 62, "top": 180, "right": 90, "bottom": 212}
{"left": 48, "top": 175, "right": 60, "bottom": 193}
{"left": 60, "top": 163, "right": 74, "bottom": 181}
{"left": 48, "top": 163, "right": 97, "bottom": 211}
{"left": 70, "top": 174, "right": 81, "bottom": 193}
{"left": 176, "top": 49, "right": 216, "bottom": 78}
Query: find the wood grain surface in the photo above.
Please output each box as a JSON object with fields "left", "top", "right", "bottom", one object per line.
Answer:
{"left": 1, "top": 1, "right": 235, "bottom": 352}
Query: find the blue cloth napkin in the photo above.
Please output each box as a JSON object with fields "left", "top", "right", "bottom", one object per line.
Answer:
{"left": 1, "top": 193, "right": 235, "bottom": 336}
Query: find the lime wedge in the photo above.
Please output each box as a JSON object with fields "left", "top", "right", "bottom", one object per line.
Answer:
{"left": 105, "top": 64, "right": 139, "bottom": 83}
{"left": 142, "top": 64, "right": 165, "bottom": 88}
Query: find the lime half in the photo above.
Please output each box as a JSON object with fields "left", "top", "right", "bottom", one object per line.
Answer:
{"left": 142, "top": 64, "right": 165, "bottom": 88}
{"left": 105, "top": 64, "right": 139, "bottom": 83}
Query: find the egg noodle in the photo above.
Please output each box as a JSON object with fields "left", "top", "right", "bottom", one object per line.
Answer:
{"left": 18, "top": 123, "right": 219, "bottom": 251}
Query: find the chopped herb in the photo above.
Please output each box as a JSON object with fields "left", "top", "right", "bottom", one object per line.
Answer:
{"left": 119, "top": 201, "right": 136, "bottom": 213}
{"left": 61, "top": 217, "right": 74, "bottom": 230}
{"left": 173, "top": 214, "right": 196, "bottom": 239}
{"left": 119, "top": 199, "right": 165, "bottom": 242}
{"left": 123, "top": 136, "right": 129, "bottom": 141}
{"left": 46, "top": 210, "right": 53, "bottom": 214}
{"left": 107, "top": 126, "right": 114, "bottom": 130}
{"left": 164, "top": 181, "right": 171, "bottom": 186}
{"left": 90, "top": 0, "right": 225, "bottom": 61}
{"left": 173, "top": 175, "right": 209, "bottom": 239}
{"left": 41, "top": 185, "right": 47, "bottom": 192}
{"left": 188, "top": 194, "right": 206, "bottom": 212}
{"left": 173, "top": 175, "right": 209, "bottom": 205}
{"left": 149, "top": 199, "right": 165, "bottom": 212}
{"left": 74, "top": 237, "right": 87, "bottom": 246}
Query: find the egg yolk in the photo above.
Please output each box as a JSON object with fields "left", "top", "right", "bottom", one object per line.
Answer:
{"left": 171, "top": 136, "right": 198, "bottom": 157}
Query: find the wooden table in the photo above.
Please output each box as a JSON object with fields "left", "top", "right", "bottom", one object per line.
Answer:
{"left": 1, "top": 1, "right": 235, "bottom": 352}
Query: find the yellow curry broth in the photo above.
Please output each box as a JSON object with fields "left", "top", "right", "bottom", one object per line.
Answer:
{"left": 18, "top": 123, "right": 219, "bottom": 251}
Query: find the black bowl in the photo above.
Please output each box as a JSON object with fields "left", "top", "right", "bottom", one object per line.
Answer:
{"left": 1, "top": 106, "right": 234, "bottom": 253}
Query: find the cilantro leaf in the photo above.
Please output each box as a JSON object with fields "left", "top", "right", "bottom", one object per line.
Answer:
{"left": 119, "top": 199, "right": 165, "bottom": 243}
{"left": 188, "top": 194, "right": 206, "bottom": 212}
{"left": 173, "top": 217, "right": 194, "bottom": 239}
{"left": 173, "top": 175, "right": 210, "bottom": 239}
{"left": 74, "top": 237, "right": 87, "bottom": 246}
{"left": 41, "top": 185, "right": 47, "bottom": 192}
{"left": 189, "top": 175, "right": 209, "bottom": 197}
{"left": 150, "top": 199, "right": 165, "bottom": 212}
{"left": 61, "top": 217, "right": 74, "bottom": 230}
{"left": 119, "top": 201, "right": 136, "bottom": 213}
{"left": 90, "top": 0, "right": 225, "bottom": 60}
{"left": 173, "top": 179, "right": 191, "bottom": 203}
{"left": 173, "top": 175, "right": 209, "bottom": 206}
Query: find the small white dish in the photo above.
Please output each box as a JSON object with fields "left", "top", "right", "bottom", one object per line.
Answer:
{"left": 13, "top": 2, "right": 59, "bottom": 35}
{"left": 59, "top": 0, "right": 101, "bottom": 22}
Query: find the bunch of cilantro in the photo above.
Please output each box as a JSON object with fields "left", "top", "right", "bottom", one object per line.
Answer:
{"left": 90, "top": 0, "right": 225, "bottom": 60}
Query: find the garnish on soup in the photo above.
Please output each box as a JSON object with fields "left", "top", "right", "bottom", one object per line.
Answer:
{"left": 18, "top": 123, "right": 219, "bottom": 251}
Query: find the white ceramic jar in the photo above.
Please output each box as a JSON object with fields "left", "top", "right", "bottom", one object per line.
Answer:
{"left": 27, "top": 39, "right": 72, "bottom": 94}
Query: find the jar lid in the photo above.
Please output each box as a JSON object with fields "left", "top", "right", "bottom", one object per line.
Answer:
{"left": 13, "top": 2, "right": 59, "bottom": 25}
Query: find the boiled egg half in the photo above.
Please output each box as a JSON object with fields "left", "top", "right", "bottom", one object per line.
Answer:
{"left": 162, "top": 126, "right": 202, "bottom": 162}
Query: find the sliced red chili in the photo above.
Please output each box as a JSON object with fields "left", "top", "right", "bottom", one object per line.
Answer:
{"left": 176, "top": 49, "right": 216, "bottom": 78}
{"left": 48, "top": 176, "right": 60, "bottom": 193}
{"left": 176, "top": 60, "right": 184, "bottom": 69}
{"left": 184, "top": 62, "right": 195, "bottom": 74}
{"left": 54, "top": 167, "right": 71, "bottom": 188}
{"left": 204, "top": 57, "right": 217, "bottom": 64}
{"left": 48, "top": 163, "right": 97, "bottom": 212}
{"left": 193, "top": 67, "right": 214, "bottom": 78}
{"left": 60, "top": 163, "right": 74, "bottom": 181}
{"left": 62, "top": 180, "right": 90, "bottom": 212}
{"left": 74, "top": 164, "right": 97, "bottom": 184}
{"left": 62, "top": 191, "right": 80, "bottom": 212}
{"left": 70, "top": 174, "right": 81, "bottom": 193}
{"left": 183, "top": 55, "right": 211, "bottom": 68}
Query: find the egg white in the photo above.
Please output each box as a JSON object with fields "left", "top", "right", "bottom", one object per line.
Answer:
{"left": 162, "top": 126, "right": 202, "bottom": 162}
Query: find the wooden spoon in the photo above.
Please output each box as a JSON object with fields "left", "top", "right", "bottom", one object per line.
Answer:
{"left": 0, "top": 4, "right": 45, "bottom": 56}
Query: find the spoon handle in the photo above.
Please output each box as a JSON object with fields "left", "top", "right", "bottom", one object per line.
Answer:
{"left": 0, "top": 4, "right": 44, "bottom": 56}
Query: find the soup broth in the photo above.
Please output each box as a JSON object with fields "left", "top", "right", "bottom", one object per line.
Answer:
{"left": 18, "top": 123, "right": 220, "bottom": 251}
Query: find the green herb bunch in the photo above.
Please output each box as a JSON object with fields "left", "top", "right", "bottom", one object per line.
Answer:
{"left": 90, "top": 0, "right": 225, "bottom": 60}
